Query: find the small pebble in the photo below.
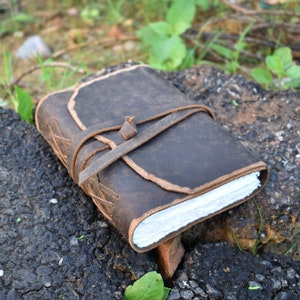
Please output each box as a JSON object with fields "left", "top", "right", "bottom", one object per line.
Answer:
{"left": 168, "top": 289, "right": 180, "bottom": 300}
{"left": 273, "top": 291, "right": 290, "bottom": 300}
{"left": 271, "top": 278, "right": 282, "bottom": 290}
{"left": 281, "top": 279, "right": 288, "bottom": 288}
{"left": 272, "top": 266, "right": 283, "bottom": 275}
{"left": 295, "top": 143, "right": 300, "bottom": 154}
{"left": 275, "top": 130, "right": 285, "bottom": 141}
{"left": 180, "top": 290, "right": 194, "bottom": 300}
{"left": 225, "top": 293, "right": 237, "bottom": 300}
{"left": 43, "top": 279, "right": 52, "bottom": 287}
{"left": 193, "top": 286, "right": 208, "bottom": 298}
{"left": 255, "top": 274, "right": 266, "bottom": 282}
{"left": 206, "top": 284, "right": 223, "bottom": 298}
{"left": 69, "top": 236, "right": 79, "bottom": 246}
{"left": 286, "top": 122, "right": 292, "bottom": 130}
{"left": 286, "top": 268, "right": 296, "bottom": 279}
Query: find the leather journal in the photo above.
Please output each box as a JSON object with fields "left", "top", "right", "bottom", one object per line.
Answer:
{"left": 35, "top": 64, "right": 269, "bottom": 253}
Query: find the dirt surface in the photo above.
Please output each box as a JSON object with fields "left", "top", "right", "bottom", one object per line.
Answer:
{"left": 0, "top": 64, "right": 299, "bottom": 299}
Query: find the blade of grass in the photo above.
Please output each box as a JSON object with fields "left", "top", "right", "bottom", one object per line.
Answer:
{"left": 36, "top": 54, "right": 54, "bottom": 90}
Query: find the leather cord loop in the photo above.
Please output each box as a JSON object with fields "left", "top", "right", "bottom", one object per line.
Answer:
{"left": 78, "top": 107, "right": 205, "bottom": 185}
{"left": 67, "top": 104, "right": 215, "bottom": 184}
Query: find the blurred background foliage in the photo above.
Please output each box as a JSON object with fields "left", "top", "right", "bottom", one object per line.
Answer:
{"left": 1, "top": 0, "right": 300, "bottom": 120}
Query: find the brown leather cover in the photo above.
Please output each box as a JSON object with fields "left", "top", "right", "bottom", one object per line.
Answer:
{"left": 35, "top": 64, "right": 269, "bottom": 252}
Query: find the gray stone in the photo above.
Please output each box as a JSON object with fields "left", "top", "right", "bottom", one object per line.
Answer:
{"left": 168, "top": 288, "right": 180, "bottom": 300}
{"left": 286, "top": 267, "right": 296, "bottom": 279}
{"left": 180, "top": 290, "right": 194, "bottom": 300}
{"left": 273, "top": 291, "right": 290, "bottom": 300}
{"left": 255, "top": 274, "right": 266, "bottom": 282}
{"left": 193, "top": 286, "right": 208, "bottom": 298}
{"left": 206, "top": 283, "right": 223, "bottom": 299}
{"left": 271, "top": 278, "right": 282, "bottom": 290}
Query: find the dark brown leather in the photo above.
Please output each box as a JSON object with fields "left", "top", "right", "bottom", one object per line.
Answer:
{"left": 35, "top": 65, "right": 269, "bottom": 252}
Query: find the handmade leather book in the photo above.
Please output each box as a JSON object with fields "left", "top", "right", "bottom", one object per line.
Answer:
{"left": 36, "top": 64, "right": 269, "bottom": 253}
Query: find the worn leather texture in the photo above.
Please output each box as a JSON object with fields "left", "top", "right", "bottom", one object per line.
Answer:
{"left": 36, "top": 65, "right": 269, "bottom": 252}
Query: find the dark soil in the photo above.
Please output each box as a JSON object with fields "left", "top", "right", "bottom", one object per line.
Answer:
{"left": 0, "top": 64, "right": 299, "bottom": 299}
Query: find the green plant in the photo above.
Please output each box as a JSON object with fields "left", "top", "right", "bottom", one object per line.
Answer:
{"left": 251, "top": 47, "right": 300, "bottom": 90}
{"left": 232, "top": 232, "right": 243, "bottom": 251}
{"left": 14, "top": 86, "right": 34, "bottom": 124}
{"left": 137, "top": 0, "right": 210, "bottom": 71}
{"left": 284, "top": 235, "right": 300, "bottom": 256}
{"left": 124, "top": 271, "right": 170, "bottom": 300}
{"left": 0, "top": 12, "right": 35, "bottom": 37}
{"left": 231, "top": 200, "right": 263, "bottom": 255}
{"left": 106, "top": 0, "right": 126, "bottom": 24}
{"left": 209, "top": 21, "right": 254, "bottom": 73}
{"left": 80, "top": 4, "right": 101, "bottom": 24}
{"left": 134, "top": 0, "right": 170, "bottom": 23}
{"left": 0, "top": 51, "right": 33, "bottom": 123}
{"left": 36, "top": 55, "right": 84, "bottom": 91}
{"left": 252, "top": 200, "right": 263, "bottom": 255}
{"left": 0, "top": 51, "right": 83, "bottom": 123}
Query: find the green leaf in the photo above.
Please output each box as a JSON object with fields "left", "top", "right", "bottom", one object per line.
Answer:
{"left": 266, "top": 55, "right": 284, "bottom": 76}
{"left": 15, "top": 86, "right": 33, "bottom": 124}
{"left": 211, "top": 43, "right": 235, "bottom": 60}
{"left": 232, "top": 99, "right": 239, "bottom": 107}
{"left": 286, "top": 69, "right": 300, "bottom": 88}
{"left": 251, "top": 67, "right": 273, "bottom": 85}
{"left": 124, "top": 271, "right": 168, "bottom": 300}
{"left": 162, "top": 287, "right": 171, "bottom": 300}
{"left": 137, "top": 25, "right": 166, "bottom": 46}
{"left": 149, "top": 21, "right": 172, "bottom": 36}
{"left": 181, "top": 48, "right": 196, "bottom": 69}
{"left": 137, "top": 26, "right": 157, "bottom": 45}
{"left": 225, "top": 61, "right": 239, "bottom": 73}
{"left": 248, "top": 285, "right": 261, "bottom": 291}
{"left": 234, "top": 41, "right": 246, "bottom": 52}
{"left": 10, "top": 12, "right": 35, "bottom": 23}
{"left": 273, "top": 47, "right": 292, "bottom": 70}
{"left": 150, "top": 36, "right": 187, "bottom": 70}
{"left": 167, "top": 0, "right": 196, "bottom": 35}
{"left": 195, "top": 0, "right": 210, "bottom": 11}
{"left": 0, "top": 13, "right": 35, "bottom": 35}
{"left": 286, "top": 65, "right": 300, "bottom": 81}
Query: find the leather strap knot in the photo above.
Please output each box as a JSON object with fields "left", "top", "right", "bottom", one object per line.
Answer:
{"left": 119, "top": 116, "right": 137, "bottom": 140}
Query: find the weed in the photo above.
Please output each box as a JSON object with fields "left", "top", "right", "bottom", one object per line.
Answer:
{"left": 106, "top": 0, "right": 126, "bottom": 24}
{"left": 208, "top": 22, "right": 254, "bottom": 73}
{"left": 251, "top": 47, "right": 300, "bottom": 90}
{"left": 231, "top": 200, "right": 264, "bottom": 256}
{"left": 0, "top": 12, "right": 35, "bottom": 37}
{"left": 0, "top": 51, "right": 82, "bottom": 123}
{"left": 0, "top": 51, "right": 33, "bottom": 123}
{"left": 137, "top": 0, "right": 211, "bottom": 71}
{"left": 284, "top": 235, "right": 300, "bottom": 256}
{"left": 14, "top": 86, "right": 34, "bottom": 124}
{"left": 252, "top": 200, "right": 263, "bottom": 256}
{"left": 36, "top": 54, "right": 85, "bottom": 91}
{"left": 232, "top": 232, "right": 243, "bottom": 252}
{"left": 80, "top": 4, "right": 101, "bottom": 24}
{"left": 124, "top": 271, "right": 170, "bottom": 300}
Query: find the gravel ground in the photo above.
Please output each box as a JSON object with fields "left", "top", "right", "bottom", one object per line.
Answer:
{"left": 0, "top": 64, "right": 299, "bottom": 299}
